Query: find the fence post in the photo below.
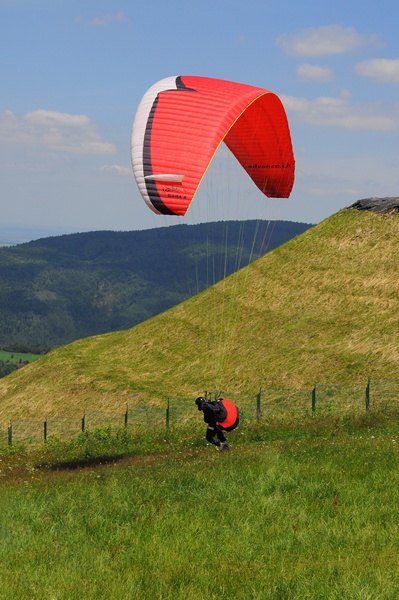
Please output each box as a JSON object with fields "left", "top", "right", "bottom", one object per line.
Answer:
{"left": 256, "top": 388, "right": 262, "bottom": 420}
{"left": 166, "top": 399, "right": 170, "bottom": 430}
{"left": 365, "top": 378, "right": 370, "bottom": 411}
{"left": 43, "top": 417, "right": 47, "bottom": 443}
{"left": 312, "top": 385, "right": 316, "bottom": 412}
{"left": 124, "top": 404, "right": 129, "bottom": 427}
{"left": 81, "top": 410, "right": 86, "bottom": 432}
{"left": 7, "top": 421, "right": 12, "bottom": 445}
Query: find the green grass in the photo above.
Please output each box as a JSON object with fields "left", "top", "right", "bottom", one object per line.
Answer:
{"left": 2, "top": 413, "right": 399, "bottom": 599}
{"left": 1, "top": 209, "right": 398, "bottom": 598}
{"left": 0, "top": 350, "right": 41, "bottom": 363}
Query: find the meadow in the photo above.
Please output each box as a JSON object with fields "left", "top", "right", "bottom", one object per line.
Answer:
{"left": 1, "top": 411, "right": 399, "bottom": 599}
{"left": 0, "top": 350, "right": 40, "bottom": 363}
{"left": 0, "top": 207, "right": 398, "bottom": 598}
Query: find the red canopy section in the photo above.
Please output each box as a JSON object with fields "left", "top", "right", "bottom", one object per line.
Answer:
{"left": 131, "top": 75, "right": 295, "bottom": 216}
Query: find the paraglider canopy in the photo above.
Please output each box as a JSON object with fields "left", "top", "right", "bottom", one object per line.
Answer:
{"left": 131, "top": 75, "right": 295, "bottom": 216}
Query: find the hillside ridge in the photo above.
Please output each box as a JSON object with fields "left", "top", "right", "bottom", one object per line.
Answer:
{"left": 0, "top": 207, "right": 398, "bottom": 420}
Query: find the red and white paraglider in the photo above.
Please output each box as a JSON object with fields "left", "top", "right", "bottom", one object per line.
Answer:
{"left": 131, "top": 75, "right": 295, "bottom": 216}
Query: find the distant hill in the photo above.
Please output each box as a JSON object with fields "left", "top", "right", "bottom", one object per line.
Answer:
{"left": 0, "top": 225, "right": 77, "bottom": 247}
{"left": 0, "top": 220, "right": 312, "bottom": 352}
{"left": 0, "top": 206, "right": 397, "bottom": 420}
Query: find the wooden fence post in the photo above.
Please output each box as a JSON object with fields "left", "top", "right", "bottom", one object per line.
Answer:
{"left": 124, "top": 404, "right": 129, "bottom": 427}
{"left": 7, "top": 421, "right": 12, "bottom": 445}
{"left": 365, "top": 378, "right": 370, "bottom": 411}
{"left": 166, "top": 399, "right": 170, "bottom": 430}
{"left": 312, "top": 385, "right": 316, "bottom": 412}
{"left": 256, "top": 388, "right": 262, "bottom": 420}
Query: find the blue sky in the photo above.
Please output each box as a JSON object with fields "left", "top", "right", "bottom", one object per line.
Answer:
{"left": 1, "top": 0, "right": 398, "bottom": 236}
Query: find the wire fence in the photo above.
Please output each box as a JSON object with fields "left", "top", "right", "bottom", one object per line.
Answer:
{"left": 1, "top": 378, "right": 398, "bottom": 446}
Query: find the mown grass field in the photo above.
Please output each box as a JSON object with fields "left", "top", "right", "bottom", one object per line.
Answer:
{"left": 1, "top": 411, "right": 399, "bottom": 599}
{"left": 0, "top": 350, "right": 41, "bottom": 363}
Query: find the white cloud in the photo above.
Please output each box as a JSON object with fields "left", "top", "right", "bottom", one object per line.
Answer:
{"left": 89, "top": 12, "right": 129, "bottom": 26}
{"left": 296, "top": 63, "right": 334, "bottom": 82}
{"left": 100, "top": 164, "right": 131, "bottom": 176}
{"left": 355, "top": 58, "right": 399, "bottom": 83}
{"left": 277, "top": 25, "right": 379, "bottom": 57}
{"left": 0, "top": 109, "right": 116, "bottom": 154}
{"left": 25, "top": 110, "right": 91, "bottom": 128}
{"left": 281, "top": 91, "right": 399, "bottom": 130}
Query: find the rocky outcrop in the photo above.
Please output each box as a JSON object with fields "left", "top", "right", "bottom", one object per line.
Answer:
{"left": 349, "top": 197, "right": 399, "bottom": 214}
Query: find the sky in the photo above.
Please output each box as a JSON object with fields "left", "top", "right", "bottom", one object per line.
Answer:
{"left": 1, "top": 0, "right": 398, "bottom": 238}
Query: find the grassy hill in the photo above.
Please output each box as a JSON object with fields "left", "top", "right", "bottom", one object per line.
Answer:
{"left": 0, "top": 220, "right": 311, "bottom": 352}
{"left": 0, "top": 207, "right": 398, "bottom": 420}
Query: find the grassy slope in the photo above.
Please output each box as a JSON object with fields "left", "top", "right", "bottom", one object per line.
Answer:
{"left": 0, "top": 208, "right": 398, "bottom": 420}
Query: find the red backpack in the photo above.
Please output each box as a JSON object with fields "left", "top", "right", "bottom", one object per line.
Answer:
{"left": 215, "top": 399, "right": 239, "bottom": 431}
